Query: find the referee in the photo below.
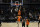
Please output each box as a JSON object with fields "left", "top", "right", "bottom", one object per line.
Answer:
{"left": 22, "top": 19, "right": 25, "bottom": 27}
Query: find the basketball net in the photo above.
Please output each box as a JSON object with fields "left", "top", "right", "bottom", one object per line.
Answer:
{"left": 15, "top": 4, "right": 19, "bottom": 7}
{"left": 15, "top": 3, "right": 22, "bottom": 7}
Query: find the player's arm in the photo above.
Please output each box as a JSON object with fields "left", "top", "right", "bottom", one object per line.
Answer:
{"left": 15, "top": 16, "right": 18, "bottom": 19}
{"left": 21, "top": 16, "right": 22, "bottom": 18}
{"left": 22, "top": 20, "right": 23, "bottom": 23}
{"left": 21, "top": 17, "right": 22, "bottom": 18}
{"left": 17, "top": 16, "right": 18, "bottom": 19}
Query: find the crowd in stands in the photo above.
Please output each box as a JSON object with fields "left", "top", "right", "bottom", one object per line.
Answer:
{"left": 0, "top": 5, "right": 40, "bottom": 22}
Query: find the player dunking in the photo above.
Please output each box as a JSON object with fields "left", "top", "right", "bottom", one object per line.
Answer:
{"left": 17, "top": 9, "right": 22, "bottom": 27}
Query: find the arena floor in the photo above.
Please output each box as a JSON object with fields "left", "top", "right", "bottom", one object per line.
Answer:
{"left": 1, "top": 22, "right": 40, "bottom": 27}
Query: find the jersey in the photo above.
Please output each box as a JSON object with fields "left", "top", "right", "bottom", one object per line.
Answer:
{"left": 17, "top": 16, "right": 21, "bottom": 22}
{"left": 15, "top": 8, "right": 18, "bottom": 12}
{"left": 18, "top": 9, "right": 21, "bottom": 15}
{"left": 26, "top": 19, "right": 29, "bottom": 25}
{"left": 22, "top": 20, "right": 25, "bottom": 25}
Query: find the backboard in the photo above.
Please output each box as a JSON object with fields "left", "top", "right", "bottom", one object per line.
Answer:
{"left": 11, "top": 0, "right": 23, "bottom": 7}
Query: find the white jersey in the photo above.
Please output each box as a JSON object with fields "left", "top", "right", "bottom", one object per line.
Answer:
{"left": 15, "top": 8, "right": 18, "bottom": 12}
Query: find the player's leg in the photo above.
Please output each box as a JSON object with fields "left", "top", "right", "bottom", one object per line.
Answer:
{"left": 27, "top": 25, "right": 28, "bottom": 27}
{"left": 18, "top": 23, "right": 19, "bottom": 27}
{"left": 38, "top": 20, "right": 40, "bottom": 27}
{"left": 0, "top": 22, "right": 1, "bottom": 27}
{"left": 22, "top": 25, "right": 24, "bottom": 27}
{"left": 38, "top": 21, "right": 39, "bottom": 27}
{"left": 24, "top": 25, "right": 25, "bottom": 27}
{"left": 22, "top": 24, "right": 23, "bottom": 27}
{"left": 22, "top": 20, "right": 23, "bottom": 27}
{"left": 22, "top": 23, "right": 25, "bottom": 27}
{"left": 18, "top": 21, "right": 20, "bottom": 27}
{"left": 17, "top": 21, "right": 19, "bottom": 27}
{"left": 22, "top": 25, "right": 23, "bottom": 27}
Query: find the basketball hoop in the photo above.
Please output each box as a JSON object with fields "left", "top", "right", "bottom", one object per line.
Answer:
{"left": 15, "top": 4, "right": 19, "bottom": 6}
{"left": 11, "top": 0, "right": 23, "bottom": 7}
{"left": 15, "top": 4, "right": 19, "bottom": 7}
{"left": 15, "top": 1, "right": 19, "bottom": 7}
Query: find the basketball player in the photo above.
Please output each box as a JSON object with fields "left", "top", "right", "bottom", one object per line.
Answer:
{"left": 17, "top": 16, "right": 22, "bottom": 22}
{"left": 17, "top": 15, "right": 22, "bottom": 27}
{"left": 26, "top": 19, "right": 29, "bottom": 27}
{"left": 22, "top": 19, "right": 25, "bottom": 27}
{"left": 17, "top": 9, "right": 22, "bottom": 27}
{"left": 18, "top": 9, "right": 21, "bottom": 16}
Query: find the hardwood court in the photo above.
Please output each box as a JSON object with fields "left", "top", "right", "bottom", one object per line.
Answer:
{"left": 1, "top": 22, "right": 40, "bottom": 27}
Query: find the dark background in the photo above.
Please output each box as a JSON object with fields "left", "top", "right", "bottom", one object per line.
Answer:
{"left": 0, "top": 0, "right": 40, "bottom": 22}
